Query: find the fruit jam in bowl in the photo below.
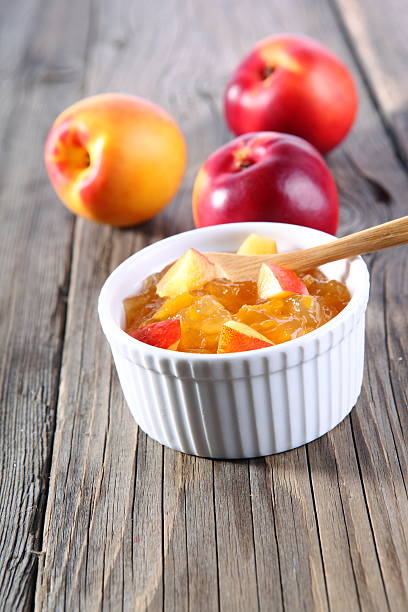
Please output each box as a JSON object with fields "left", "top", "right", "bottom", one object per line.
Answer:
{"left": 98, "top": 222, "right": 370, "bottom": 459}
{"left": 123, "top": 241, "right": 351, "bottom": 354}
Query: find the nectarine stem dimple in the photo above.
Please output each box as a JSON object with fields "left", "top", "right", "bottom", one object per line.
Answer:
{"left": 47, "top": 121, "right": 91, "bottom": 181}
{"left": 233, "top": 146, "right": 254, "bottom": 171}
{"left": 237, "top": 159, "right": 253, "bottom": 169}
{"left": 67, "top": 145, "right": 90, "bottom": 171}
{"left": 262, "top": 65, "right": 275, "bottom": 79}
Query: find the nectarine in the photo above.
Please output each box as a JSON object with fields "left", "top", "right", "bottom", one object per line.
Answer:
{"left": 193, "top": 132, "right": 339, "bottom": 234}
{"left": 45, "top": 93, "right": 187, "bottom": 226}
{"left": 224, "top": 35, "right": 357, "bottom": 153}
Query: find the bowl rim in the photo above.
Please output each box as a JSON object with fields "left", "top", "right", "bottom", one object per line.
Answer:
{"left": 98, "top": 222, "right": 370, "bottom": 361}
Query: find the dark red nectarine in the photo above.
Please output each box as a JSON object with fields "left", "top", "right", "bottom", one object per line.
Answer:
{"left": 192, "top": 132, "right": 339, "bottom": 234}
{"left": 224, "top": 35, "right": 357, "bottom": 153}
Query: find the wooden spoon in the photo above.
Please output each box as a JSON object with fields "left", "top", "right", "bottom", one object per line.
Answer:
{"left": 206, "top": 216, "right": 408, "bottom": 281}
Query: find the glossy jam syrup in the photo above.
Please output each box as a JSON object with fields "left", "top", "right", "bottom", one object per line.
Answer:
{"left": 124, "top": 266, "right": 351, "bottom": 353}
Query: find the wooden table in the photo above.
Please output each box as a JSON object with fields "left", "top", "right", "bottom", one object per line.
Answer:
{"left": 1, "top": 0, "right": 407, "bottom": 610}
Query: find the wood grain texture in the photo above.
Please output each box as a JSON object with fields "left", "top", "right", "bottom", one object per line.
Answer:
{"left": 332, "top": 0, "right": 408, "bottom": 164}
{"left": 213, "top": 461, "right": 258, "bottom": 611}
{"left": 0, "top": 0, "right": 90, "bottom": 608}
{"left": 0, "top": 0, "right": 406, "bottom": 610}
{"left": 262, "top": 450, "right": 329, "bottom": 611}
{"left": 352, "top": 251, "right": 408, "bottom": 610}
{"left": 208, "top": 215, "right": 408, "bottom": 278}
{"left": 327, "top": 7, "right": 408, "bottom": 606}
{"left": 163, "top": 452, "right": 219, "bottom": 612}
{"left": 307, "top": 424, "right": 389, "bottom": 612}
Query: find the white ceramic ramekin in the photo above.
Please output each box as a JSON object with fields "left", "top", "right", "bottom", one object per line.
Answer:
{"left": 98, "top": 222, "right": 370, "bottom": 459}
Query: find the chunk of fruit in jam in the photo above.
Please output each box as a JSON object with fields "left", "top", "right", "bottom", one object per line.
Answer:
{"left": 236, "top": 293, "right": 332, "bottom": 344}
{"left": 153, "top": 292, "right": 195, "bottom": 320}
{"left": 194, "top": 278, "right": 258, "bottom": 314}
{"left": 128, "top": 319, "right": 181, "bottom": 349}
{"left": 237, "top": 233, "right": 277, "bottom": 255}
{"left": 217, "top": 320, "right": 273, "bottom": 353}
{"left": 301, "top": 274, "right": 350, "bottom": 315}
{"left": 258, "top": 263, "right": 309, "bottom": 299}
{"left": 124, "top": 285, "right": 163, "bottom": 330}
{"left": 156, "top": 248, "right": 216, "bottom": 297}
{"left": 178, "top": 295, "right": 231, "bottom": 352}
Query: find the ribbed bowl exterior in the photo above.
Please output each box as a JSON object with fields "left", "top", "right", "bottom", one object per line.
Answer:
{"left": 99, "top": 222, "right": 370, "bottom": 459}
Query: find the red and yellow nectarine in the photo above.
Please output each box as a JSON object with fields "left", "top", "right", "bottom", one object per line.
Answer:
{"left": 224, "top": 34, "right": 357, "bottom": 153}
{"left": 45, "top": 93, "right": 187, "bottom": 226}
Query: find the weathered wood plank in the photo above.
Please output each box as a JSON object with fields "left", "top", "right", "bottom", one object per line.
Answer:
{"left": 329, "top": 0, "right": 408, "bottom": 481}
{"left": 307, "top": 423, "right": 389, "bottom": 612}
{"left": 35, "top": 0, "right": 408, "bottom": 610}
{"left": 261, "top": 450, "right": 329, "bottom": 611}
{"left": 329, "top": 2, "right": 408, "bottom": 549}
{"left": 321, "top": 6, "right": 408, "bottom": 601}
{"left": 35, "top": 222, "right": 164, "bottom": 611}
{"left": 213, "top": 461, "right": 258, "bottom": 611}
{"left": 332, "top": 0, "right": 408, "bottom": 164}
{"left": 163, "top": 450, "right": 189, "bottom": 612}
{"left": 255, "top": 1, "right": 408, "bottom": 609}
{"left": 163, "top": 453, "right": 219, "bottom": 612}
{"left": 0, "top": 0, "right": 92, "bottom": 608}
{"left": 247, "top": 459, "right": 284, "bottom": 612}
{"left": 332, "top": 0, "right": 408, "bottom": 490}
{"left": 351, "top": 250, "right": 408, "bottom": 609}
{"left": 35, "top": 0, "right": 224, "bottom": 605}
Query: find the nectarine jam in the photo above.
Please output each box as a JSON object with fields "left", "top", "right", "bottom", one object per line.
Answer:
{"left": 124, "top": 239, "right": 350, "bottom": 354}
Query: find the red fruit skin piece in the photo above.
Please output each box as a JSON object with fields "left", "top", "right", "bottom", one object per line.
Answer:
{"left": 217, "top": 321, "right": 273, "bottom": 353}
{"left": 192, "top": 132, "right": 339, "bottom": 234}
{"left": 224, "top": 34, "right": 357, "bottom": 154}
{"left": 220, "top": 333, "right": 272, "bottom": 353}
{"left": 128, "top": 319, "right": 181, "bottom": 349}
{"left": 268, "top": 264, "right": 309, "bottom": 295}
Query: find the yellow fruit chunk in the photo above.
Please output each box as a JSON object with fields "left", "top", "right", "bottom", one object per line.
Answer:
{"left": 156, "top": 248, "right": 216, "bottom": 297}
{"left": 237, "top": 233, "right": 277, "bottom": 255}
{"left": 236, "top": 294, "right": 323, "bottom": 345}
{"left": 194, "top": 278, "right": 258, "bottom": 314}
{"left": 217, "top": 320, "right": 273, "bottom": 353}
{"left": 297, "top": 294, "right": 315, "bottom": 309}
{"left": 153, "top": 292, "right": 195, "bottom": 320}
{"left": 168, "top": 339, "right": 180, "bottom": 351}
{"left": 178, "top": 295, "right": 231, "bottom": 352}
{"left": 124, "top": 290, "right": 163, "bottom": 330}
{"left": 301, "top": 273, "right": 351, "bottom": 314}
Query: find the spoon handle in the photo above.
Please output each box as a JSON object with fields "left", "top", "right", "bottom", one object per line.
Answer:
{"left": 269, "top": 215, "right": 408, "bottom": 272}
{"left": 206, "top": 216, "right": 408, "bottom": 280}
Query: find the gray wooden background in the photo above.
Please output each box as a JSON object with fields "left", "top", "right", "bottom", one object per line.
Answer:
{"left": 0, "top": 0, "right": 407, "bottom": 610}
